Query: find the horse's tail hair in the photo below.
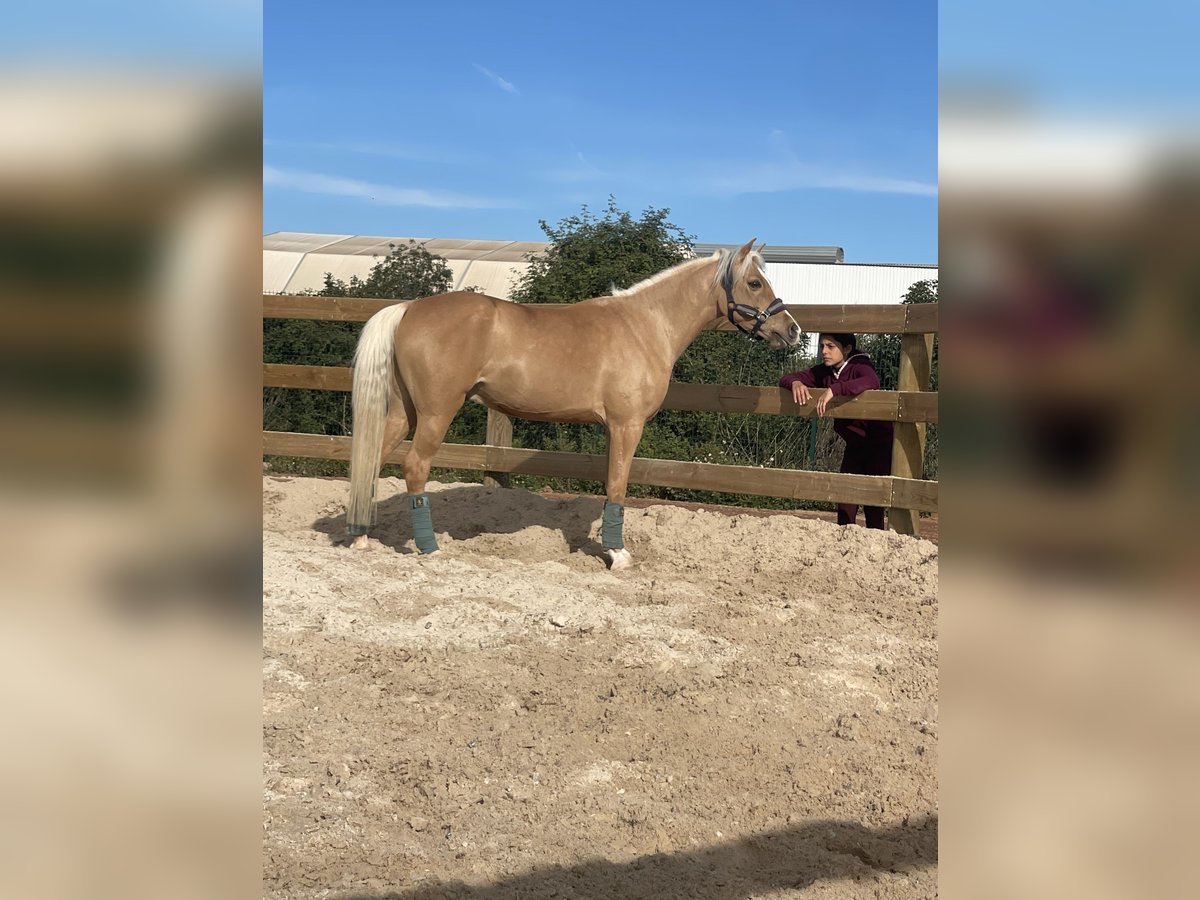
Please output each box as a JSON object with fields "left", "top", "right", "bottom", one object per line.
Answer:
{"left": 347, "top": 302, "right": 409, "bottom": 534}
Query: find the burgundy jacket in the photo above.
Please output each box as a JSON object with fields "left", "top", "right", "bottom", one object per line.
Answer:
{"left": 778, "top": 352, "right": 894, "bottom": 445}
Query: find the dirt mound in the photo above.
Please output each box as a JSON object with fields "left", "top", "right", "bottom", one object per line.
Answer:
{"left": 263, "top": 476, "right": 938, "bottom": 898}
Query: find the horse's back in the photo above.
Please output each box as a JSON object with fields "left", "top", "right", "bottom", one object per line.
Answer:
{"left": 399, "top": 291, "right": 618, "bottom": 346}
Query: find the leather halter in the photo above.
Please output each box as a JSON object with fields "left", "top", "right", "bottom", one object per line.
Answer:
{"left": 722, "top": 269, "right": 786, "bottom": 340}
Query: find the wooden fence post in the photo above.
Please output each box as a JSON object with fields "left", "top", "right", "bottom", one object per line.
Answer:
{"left": 889, "top": 331, "right": 934, "bottom": 535}
{"left": 484, "top": 409, "right": 513, "bottom": 488}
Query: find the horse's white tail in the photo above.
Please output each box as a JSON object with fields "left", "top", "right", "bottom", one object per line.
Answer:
{"left": 347, "top": 302, "right": 409, "bottom": 534}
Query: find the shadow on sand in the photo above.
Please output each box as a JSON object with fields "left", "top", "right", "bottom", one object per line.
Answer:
{"left": 333, "top": 814, "right": 937, "bottom": 900}
{"left": 312, "top": 484, "right": 610, "bottom": 559}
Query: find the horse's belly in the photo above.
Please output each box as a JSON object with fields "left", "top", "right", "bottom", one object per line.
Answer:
{"left": 474, "top": 382, "right": 602, "bottom": 424}
{"left": 473, "top": 330, "right": 662, "bottom": 424}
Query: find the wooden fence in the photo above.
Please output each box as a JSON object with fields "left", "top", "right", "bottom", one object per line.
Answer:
{"left": 263, "top": 296, "right": 938, "bottom": 534}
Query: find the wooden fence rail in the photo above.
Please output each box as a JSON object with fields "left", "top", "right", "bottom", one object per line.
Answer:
{"left": 263, "top": 297, "right": 938, "bottom": 533}
{"left": 262, "top": 432, "right": 938, "bottom": 513}
{"left": 262, "top": 364, "right": 938, "bottom": 424}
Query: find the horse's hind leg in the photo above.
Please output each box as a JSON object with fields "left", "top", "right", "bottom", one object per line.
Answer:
{"left": 403, "top": 412, "right": 454, "bottom": 554}
{"left": 350, "top": 396, "right": 410, "bottom": 550}
{"left": 380, "top": 391, "right": 412, "bottom": 461}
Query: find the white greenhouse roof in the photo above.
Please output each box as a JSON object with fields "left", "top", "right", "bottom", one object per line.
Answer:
{"left": 263, "top": 233, "right": 546, "bottom": 297}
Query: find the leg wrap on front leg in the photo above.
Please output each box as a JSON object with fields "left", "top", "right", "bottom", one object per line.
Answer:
{"left": 602, "top": 501, "right": 625, "bottom": 550}
{"left": 408, "top": 493, "right": 439, "bottom": 554}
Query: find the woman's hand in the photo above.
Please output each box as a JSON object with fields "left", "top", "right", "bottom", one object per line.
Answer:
{"left": 791, "top": 382, "right": 812, "bottom": 406}
{"left": 815, "top": 388, "right": 834, "bottom": 416}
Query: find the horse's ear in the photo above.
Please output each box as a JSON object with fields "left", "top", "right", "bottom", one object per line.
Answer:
{"left": 736, "top": 238, "right": 757, "bottom": 261}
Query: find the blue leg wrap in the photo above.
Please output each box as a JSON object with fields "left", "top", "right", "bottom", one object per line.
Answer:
{"left": 602, "top": 501, "right": 625, "bottom": 550}
{"left": 409, "top": 493, "right": 439, "bottom": 554}
{"left": 347, "top": 523, "right": 368, "bottom": 537}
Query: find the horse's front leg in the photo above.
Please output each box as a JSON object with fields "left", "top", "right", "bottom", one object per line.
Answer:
{"left": 403, "top": 411, "right": 454, "bottom": 554}
{"left": 602, "top": 421, "right": 645, "bottom": 571}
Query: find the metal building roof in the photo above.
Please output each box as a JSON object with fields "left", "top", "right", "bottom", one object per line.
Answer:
{"left": 693, "top": 243, "right": 844, "bottom": 264}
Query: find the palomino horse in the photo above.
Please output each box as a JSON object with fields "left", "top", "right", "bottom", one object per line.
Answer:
{"left": 346, "top": 239, "right": 800, "bottom": 569}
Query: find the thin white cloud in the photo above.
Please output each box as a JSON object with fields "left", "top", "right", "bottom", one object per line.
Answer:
{"left": 473, "top": 64, "right": 518, "bottom": 94}
{"left": 711, "top": 164, "right": 937, "bottom": 197}
{"left": 263, "top": 165, "right": 513, "bottom": 209}
{"left": 264, "top": 137, "right": 476, "bottom": 164}
{"left": 818, "top": 173, "right": 938, "bottom": 196}
{"left": 703, "top": 128, "right": 937, "bottom": 197}
{"left": 530, "top": 133, "right": 935, "bottom": 198}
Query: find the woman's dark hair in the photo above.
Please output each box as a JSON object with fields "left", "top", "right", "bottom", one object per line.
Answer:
{"left": 819, "top": 332, "right": 857, "bottom": 352}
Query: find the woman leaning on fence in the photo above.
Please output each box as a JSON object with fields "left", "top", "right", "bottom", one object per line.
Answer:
{"left": 779, "top": 333, "right": 893, "bottom": 529}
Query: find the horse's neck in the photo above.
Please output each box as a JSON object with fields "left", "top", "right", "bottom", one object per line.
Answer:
{"left": 615, "top": 260, "right": 720, "bottom": 362}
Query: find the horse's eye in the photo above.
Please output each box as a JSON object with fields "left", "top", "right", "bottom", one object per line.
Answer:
{"left": 748, "top": 280, "right": 762, "bottom": 289}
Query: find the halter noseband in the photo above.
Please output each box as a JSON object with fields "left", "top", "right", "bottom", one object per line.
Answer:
{"left": 723, "top": 270, "right": 786, "bottom": 340}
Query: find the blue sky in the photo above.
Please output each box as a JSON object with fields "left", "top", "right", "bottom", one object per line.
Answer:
{"left": 3, "top": 2, "right": 261, "bottom": 65}
{"left": 265, "top": 0, "right": 937, "bottom": 263}
{"left": 940, "top": 0, "right": 1200, "bottom": 116}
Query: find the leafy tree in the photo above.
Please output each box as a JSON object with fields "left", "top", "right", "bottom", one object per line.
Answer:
{"left": 317, "top": 239, "right": 453, "bottom": 299}
{"left": 510, "top": 196, "right": 696, "bottom": 303}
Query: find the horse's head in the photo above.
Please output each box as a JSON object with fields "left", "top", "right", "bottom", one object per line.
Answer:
{"left": 718, "top": 239, "right": 801, "bottom": 349}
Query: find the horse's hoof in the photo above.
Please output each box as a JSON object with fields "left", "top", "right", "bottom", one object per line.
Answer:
{"left": 605, "top": 548, "right": 633, "bottom": 571}
{"left": 350, "top": 534, "right": 371, "bottom": 550}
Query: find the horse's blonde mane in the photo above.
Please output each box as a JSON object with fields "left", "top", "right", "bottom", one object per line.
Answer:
{"left": 609, "top": 246, "right": 763, "bottom": 297}
{"left": 609, "top": 254, "right": 713, "bottom": 297}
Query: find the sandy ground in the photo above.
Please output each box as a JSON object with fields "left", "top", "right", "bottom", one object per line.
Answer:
{"left": 263, "top": 476, "right": 938, "bottom": 899}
